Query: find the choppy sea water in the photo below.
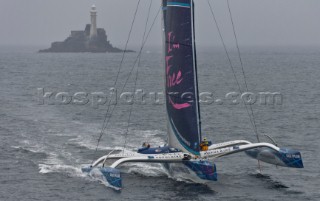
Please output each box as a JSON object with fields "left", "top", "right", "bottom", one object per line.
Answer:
{"left": 0, "top": 46, "right": 319, "bottom": 200}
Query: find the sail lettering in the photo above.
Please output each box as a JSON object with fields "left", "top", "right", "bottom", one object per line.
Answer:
{"left": 166, "top": 56, "right": 173, "bottom": 75}
{"left": 166, "top": 56, "right": 182, "bottom": 87}
{"left": 166, "top": 32, "right": 183, "bottom": 88}
{"left": 168, "top": 71, "right": 183, "bottom": 87}
{"left": 166, "top": 31, "right": 190, "bottom": 110}
{"left": 168, "top": 32, "right": 180, "bottom": 53}
{"left": 173, "top": 44, "right": 180, "bottom": 49}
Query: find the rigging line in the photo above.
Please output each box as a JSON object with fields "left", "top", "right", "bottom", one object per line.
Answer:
{"left": 123, "top": 0, "right": 153, "bottom": 152}
{"left": 207, "top": 0, "right": 258, "bottom": 138}
{"left": 100, "top": 6, "right": 160, "bottom": 139}
{"left": 227, "top": 0, "right": 262, "bottom": 173}
{"left": 101, "top": 6, "right": 161, "bottom": 153}
{"left": 113, "top": 0, "right": 141, "bottom": 88}
{"left": 95, "top": 6, "right": 162, "bottom": 155}
{"left": 94, "top": 0, "right": 141, "bottom": 155}
{"left": 226, "top": 0, "right": 260, "bottom": 142}
{"left": 142, "top": 1, "right": 154, "bottom": 146}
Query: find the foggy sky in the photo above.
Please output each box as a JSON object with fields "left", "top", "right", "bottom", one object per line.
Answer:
{"left": 1, "top": 0, "right": 320, "bottom": 48}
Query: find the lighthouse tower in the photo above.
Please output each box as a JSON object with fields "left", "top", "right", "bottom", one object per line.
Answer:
{"left": 90, "top": 5, "right": 98, "bottom": 38}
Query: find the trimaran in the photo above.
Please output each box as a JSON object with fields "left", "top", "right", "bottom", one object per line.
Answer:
{"left": 82, "top": 0, "right": 304, "bottom": 190}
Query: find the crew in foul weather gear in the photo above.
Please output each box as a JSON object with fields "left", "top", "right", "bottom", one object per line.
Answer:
{"left": 138, "top": 142, "right": 151, "bottom": 153}
{"left": 200, "top": 137, "right": 209, "bottom": 151}
{"left": 142, "top": 142, "right": 150, "bottom": 148}
{"left": 183, "top": 154, "right": 191, "bottom": 161}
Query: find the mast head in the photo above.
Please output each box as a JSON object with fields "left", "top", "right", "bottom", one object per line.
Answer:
{"left": 91, "top": 5, "right": 96, "bottom": 11}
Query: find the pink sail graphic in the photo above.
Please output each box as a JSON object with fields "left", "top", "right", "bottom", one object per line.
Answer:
{"left": 163, "top": 0, "right": 202, "bottom": 155}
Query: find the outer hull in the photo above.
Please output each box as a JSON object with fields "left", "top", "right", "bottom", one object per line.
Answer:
{"left": 82, "top": 167, "right": 122, "bottom": 190}
{"left": 245, "top": 147, "right": 304, "bottom": 168}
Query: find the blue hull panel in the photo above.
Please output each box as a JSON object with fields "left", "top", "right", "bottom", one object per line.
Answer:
{"left": 100, "top": 167, "right": 122, "bottom": 189}
{"left": 183, "top": 160, "right": 218, "bottom": 181}
{"left": 82, "top": 166, "right": 122, "bottom": 189}
{"left": 245, "top": 147, "right": 304, "bottom": 168}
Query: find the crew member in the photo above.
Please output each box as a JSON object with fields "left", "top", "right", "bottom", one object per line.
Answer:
{"left": 183, "top": 154, "right": 191, "bottom": 161}
{"left": 138, "top": 142, "right": 151, "bottom": 153}
{"left": 142, "top": 142, "right": 150, "bottom": 148}
{"left": 200, "top": 137, "right": 209, "bottom": 151}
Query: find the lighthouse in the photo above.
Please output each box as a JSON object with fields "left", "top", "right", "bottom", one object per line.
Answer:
{"left": 90, "top": 5, "right": 98, "bottom": 38}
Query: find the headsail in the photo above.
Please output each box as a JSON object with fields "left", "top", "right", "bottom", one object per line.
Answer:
{"left": 162, "top": 0, "right": 202, "bottom": 155}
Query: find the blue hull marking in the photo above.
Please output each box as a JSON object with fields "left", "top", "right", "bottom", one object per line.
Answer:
{"left": 100, "top": 167, "right": 122, "bottom": 189}
{"left": 183, "top": 160, "right": 218, "bottom": 181}
{"left": 245, "top": 147, "right": 304, "bottom": 168}
{"left": 82, "top": 166, "right": 122, "bottom": 189}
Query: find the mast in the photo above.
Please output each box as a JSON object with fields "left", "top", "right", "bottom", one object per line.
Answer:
{"left": 162, "top": 0, "right": 202, "bottom": 155}
{"left": 191, "top": 1, "right": 202, "bottom": 141}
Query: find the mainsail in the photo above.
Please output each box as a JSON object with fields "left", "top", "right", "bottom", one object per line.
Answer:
{"left": 162, "top": 0, "right": 202, "bottom": 155}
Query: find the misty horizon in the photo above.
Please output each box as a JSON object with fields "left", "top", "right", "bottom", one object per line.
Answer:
{"left": 1, "top": 0, "right": 320, "bottom": 49}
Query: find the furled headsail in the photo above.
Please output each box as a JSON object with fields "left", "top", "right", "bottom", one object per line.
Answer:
{"left": 162, "top": 0, "right": 202, "bottom": 155}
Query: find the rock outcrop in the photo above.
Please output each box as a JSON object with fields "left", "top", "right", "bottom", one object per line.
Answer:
{"left": 39, "top": 24, "right": 131, "bottom": 53}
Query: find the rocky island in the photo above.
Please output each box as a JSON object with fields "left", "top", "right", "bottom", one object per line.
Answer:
{"left": 39, "top": 5, "right": 130, "bottom": 53}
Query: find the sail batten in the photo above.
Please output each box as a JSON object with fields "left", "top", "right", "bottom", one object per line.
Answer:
{"left": 162, "top": 0, "right": 201, "bottom": 155}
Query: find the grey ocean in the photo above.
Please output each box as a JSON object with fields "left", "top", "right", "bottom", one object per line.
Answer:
{"left": 0, "top": 46, "right": 319, "bottom": 200}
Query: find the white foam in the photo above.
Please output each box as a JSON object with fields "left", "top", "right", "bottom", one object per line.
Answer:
{"left": 39, "top": 164, "right": 82, "bottom": 175}
{"left": 11, "top": 141, "right": 46, "bottom": 154}
{"left": 29, "top": 123, "right": 172, "bottom": 187}
{"left": 126, "top": 163, "right": 168, "bottom": 177}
